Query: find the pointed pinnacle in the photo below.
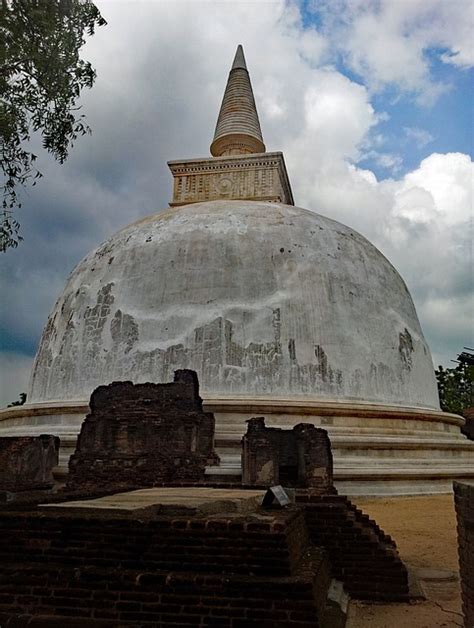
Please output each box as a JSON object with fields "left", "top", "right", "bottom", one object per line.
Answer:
{"left": 232, "top": 44, "right": 247, "bottom": 70}
{"left": 210, "top": 45, "right": 265, "bottom": 157}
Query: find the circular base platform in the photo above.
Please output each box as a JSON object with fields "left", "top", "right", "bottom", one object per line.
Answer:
{"left": 1, "top": 397, "right": 473, "bottom": 496}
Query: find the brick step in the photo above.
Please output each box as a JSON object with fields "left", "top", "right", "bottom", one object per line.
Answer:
{"left": 309, "top": 536, "right": 397, "bottom": 558}
{"left": 315, "top": 555, "right": 405, "bottom": 574}
{"left": 347, "top": 591, "right": 410, "bottom": 602}
{"left": 203, "top": 473, "right": 243, "bottom": 483}
{"left": 306, "top": 538, "right": 396, "bottom": 556}
{"left": 0, "top": 552, "right": 329, "bottom": 627}
{"left": 314, "top": 554, "right": 403, "bottom": 570}
{"left": 0, "top": 557, "right": 292, "bottom": 579}
{"left": 295, "top": 494, "right": 408, "bottom": 601}
{"left": 0, "top": 514, "right": 306, "bottom": 579}
{"left": 302, "top": 505, "right": 396, "bottom": 545}
{"left": 307, "top": 527, "right": 396, "bottom": 548}
{"left": 306, "top": 522, "right": 396, "bottom": 549}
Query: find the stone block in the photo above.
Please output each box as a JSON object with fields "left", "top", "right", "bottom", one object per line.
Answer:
{"left": 0, "top": 435, "right": 59, "bottom": 492}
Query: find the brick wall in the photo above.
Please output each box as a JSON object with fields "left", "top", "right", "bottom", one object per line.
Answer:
{"left": 454, "top": 482, "right": 474, "bottom": 628}
{"left": 0, "top": 435, "right": 59, "bottom": 493}
{"left": 0, "top": 507, "right": 331, "bottom": 627}
{"left": 67, "top": 371, "right": 219, "bottom": 492}
{"left": 0, "top": 485, "right": 411, "bottom": 626}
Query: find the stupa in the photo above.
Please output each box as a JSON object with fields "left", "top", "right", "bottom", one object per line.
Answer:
{"left": 1, "top": 46, "right": 473, "bottom": 494}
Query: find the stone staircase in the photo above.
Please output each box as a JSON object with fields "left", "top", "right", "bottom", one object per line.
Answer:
{"left": 296, "top": 493, "right": 409, "bottom": 601}
{"left": 205, "top": 448, "right": 242, "bottom": 482}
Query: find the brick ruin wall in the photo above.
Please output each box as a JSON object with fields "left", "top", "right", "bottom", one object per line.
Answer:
{"left": 0, "top": 435, "right": 59, "bottom": 494}
{"left": 0, "top": 490, "right": 411, "bottom": 628}
{"left": 0, "top": 369, "right": 412, "bottom": 624}
{"left": 454, "top": 482, "right": 474, "bottom": 628}
{"left": 66, "top": 371, "right": 219, "bottom": 492}
{"left": 0, "top": 507, "right": 332, "bottom": 627}
{"left": 242, "top": 418, "right": 333, "bottom": 492}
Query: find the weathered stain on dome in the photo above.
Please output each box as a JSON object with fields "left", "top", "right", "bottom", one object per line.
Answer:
{"left": 110, "top": 310, "right": 139, "bottom": 354}
{"left": 399, "top": 328, "right": 415, "bottom": 370}
{"left": 29, "top": 200, "right": 440, "bottom": 409}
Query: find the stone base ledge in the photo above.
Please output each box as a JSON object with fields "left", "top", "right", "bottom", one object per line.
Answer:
{"left": 0, "top": 396, "right": 463, "bottom": 426}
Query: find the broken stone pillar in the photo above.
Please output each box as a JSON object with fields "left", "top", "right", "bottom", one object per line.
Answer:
{"left": 242, "top": 418, "right": 333, "bottom": 492}
{"left": 66, "top": 370, "right": 219, "bottom": 492}
{"left": 242, "top": 417, "right": 282, "bottom": 485}
{"left": 293, "top": 423, "right": 333, "bottom": 492}
{"left": 0, "top": 435, "right": 59, "bottom": 492}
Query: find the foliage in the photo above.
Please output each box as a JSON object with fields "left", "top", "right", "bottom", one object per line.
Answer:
{"left": 435, "top": 351, "right": 474, "bottom": 415}
{"left": 0, "top": 0, "right": 106, "bottom": 251}
{"left": 7, "top": 392, "right": 27, "bottom": 407}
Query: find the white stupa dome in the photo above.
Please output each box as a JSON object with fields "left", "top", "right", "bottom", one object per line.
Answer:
{"left": 29, "top": 200, "right": 439, "bottom": 409}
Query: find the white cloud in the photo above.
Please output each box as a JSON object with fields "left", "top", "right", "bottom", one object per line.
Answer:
{"left": 312, "top": 0, "right": 474, "bottom": 102}
{"left": 397, "top": 153, "right": 473, "bottom": 226}
{"left": 302, "top": 71, "right": 376, "bottom": 160}
{"left": 360, "top": 150, "right": 404, "bottom": 173}
{"left": 404, "top": 127, "right": 434, "bottom": 148}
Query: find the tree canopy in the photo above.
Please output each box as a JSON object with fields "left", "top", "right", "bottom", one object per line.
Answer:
{"left": 435, "top": 350, "right": 474, "bottom": 415}
{"left": 1, "top": 0, "right": 106, "bottom": 251}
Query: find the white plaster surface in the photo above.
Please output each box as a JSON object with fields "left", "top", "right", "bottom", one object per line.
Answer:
{"left": 29, "top": 200, "right": 439, "bottom": 409}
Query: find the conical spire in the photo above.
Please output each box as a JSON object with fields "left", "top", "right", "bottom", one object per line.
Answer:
{"left": 210, "top": 45, "right": 266, "bottom": 157}
{"left": 231, "top": 44, "right": 247, "bottom": 70}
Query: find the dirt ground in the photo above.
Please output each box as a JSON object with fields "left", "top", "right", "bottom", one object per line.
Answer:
{"left": 346, "top": 494, "right": 464, "bottom": 628}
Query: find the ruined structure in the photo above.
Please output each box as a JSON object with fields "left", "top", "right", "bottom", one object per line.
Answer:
{"left": 240, "top": 418, "right": 409, "bottom": 601}
{"left": 0, "top": 435, "right": 59, "bottom": 494}
{"left": 0, "top": 372, "right": 411, "bottom": 624}
{"left": 0, "top": 482, "right": 409, "bottom": 626}
{"left": 0, "top": 496, "right": 341, "bottom": 627}
{"left": 1, "top": 45, "right": 473, "bottom": 495}
{"left": 66, "top": 370, "right": 218, "bottom": 492}
{"left": 242, "top": 418, "right": 333, "bottom": 492}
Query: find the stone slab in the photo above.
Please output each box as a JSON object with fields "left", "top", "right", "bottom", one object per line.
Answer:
{"left": 40, "top": 487, "right": 265, "bottom": 515}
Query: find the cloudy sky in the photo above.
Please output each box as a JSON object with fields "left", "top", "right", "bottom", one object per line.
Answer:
{"left": 1, "top": 0, "right": 473, "bottom": 407}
